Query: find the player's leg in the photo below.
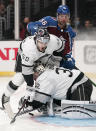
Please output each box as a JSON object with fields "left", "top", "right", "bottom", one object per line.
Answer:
{"left": 2, "top": 52, "right": 24, "bottom": 108}
{"left": 69, "top": 79, "right": 93, "bottom": 101}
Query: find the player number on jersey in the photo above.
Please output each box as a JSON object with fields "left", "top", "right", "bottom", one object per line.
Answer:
{"left": 39, "top": 19, "right": 47, "bottom": 25}
{"left": 22, "top": 54, "right": 29, "bottom": 62}
{"left": 55, "top": 67, "right": 73, "bottom": 77}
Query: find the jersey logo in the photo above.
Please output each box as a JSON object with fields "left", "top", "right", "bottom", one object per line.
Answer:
{"left": 59, "top": 36, "right": 66, "bottom": 43}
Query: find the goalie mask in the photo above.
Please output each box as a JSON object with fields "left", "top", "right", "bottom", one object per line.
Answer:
{"left": 33, "top": 63, "right": 45, "bottom": 76}
{"left": 35, "top": 28, "right": 50, "bottom": 44}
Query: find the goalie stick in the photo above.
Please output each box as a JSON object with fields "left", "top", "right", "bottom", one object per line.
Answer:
{"left": 10, "top": 99, "right": 33, "bottom": 124}
{"left": 17, "top": 109, "right": 34, "bottom": 116}
{"left": 74, "top": 66, "right": 96, "bottom": 87}
{"left": 0, "top": 98, "right": 34, "bottom": 123}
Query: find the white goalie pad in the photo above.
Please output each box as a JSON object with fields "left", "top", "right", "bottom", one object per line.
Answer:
{"left": 4, "top": 102, "right": 15, "bottom": 119}
{"left": 61, "top": 100, "right": 96, "bottom": 119}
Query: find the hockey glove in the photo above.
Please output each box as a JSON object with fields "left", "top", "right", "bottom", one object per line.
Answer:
{"left": 60, "top": 57, "right": 75, "bottom": 70}
{"left": 24, "top": 86, "right": 35, "bottom": 102}
{"left": 18, "top": 85, "right": 35, "bottom": 110}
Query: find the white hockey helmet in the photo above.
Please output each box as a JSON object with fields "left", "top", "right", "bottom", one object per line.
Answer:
{"left": 35, "top": 28, "right": 50, "bottom": 44}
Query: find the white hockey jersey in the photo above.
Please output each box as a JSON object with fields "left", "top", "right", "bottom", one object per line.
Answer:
{"left": 34, "top": 67, "right": 88, "bottom": 103}
{"left": 21, "top": 35, "right": 63, "bottom": 75}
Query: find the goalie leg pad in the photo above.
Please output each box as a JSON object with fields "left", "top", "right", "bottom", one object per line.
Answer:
{"left": 69, "top": 80, "right": 93, "bottom": 101}
{"left": 4, "top": 102, "right": 14, "bottom": 119}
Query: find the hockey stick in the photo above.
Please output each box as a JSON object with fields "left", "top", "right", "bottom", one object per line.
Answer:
{"left": 17, "top": 109, "right": 34, "bottom": 116}
{"left": 75, "top": 66, "right": 96, "bottom": 87}
{"left": 89, "top": 79, "right": 96, "bottom": 87}
{"left": 10, "top": 99, "right": 29, "bottom": 124}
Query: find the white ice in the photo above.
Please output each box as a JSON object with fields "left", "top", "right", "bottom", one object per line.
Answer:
{"left": 0, "top": 77, "right": 96, "bottom": 131}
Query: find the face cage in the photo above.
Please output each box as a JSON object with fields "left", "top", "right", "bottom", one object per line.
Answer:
{"left": 34, "top": 65, "right": 45, "bottom": 76}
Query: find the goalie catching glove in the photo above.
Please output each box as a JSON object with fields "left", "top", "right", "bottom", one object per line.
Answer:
{"left": 18, "top": 86, "right": 35, "bottom": 109}
{"left": 18, "top": 85, "right": 48, "bottom": 112}
{"left": 24, "top": 86, "right": 35, "bottom": 102}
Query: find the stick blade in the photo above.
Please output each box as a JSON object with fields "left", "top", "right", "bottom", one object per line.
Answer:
{"left": 10, "top": 118, "right": 16, "bottom": 124}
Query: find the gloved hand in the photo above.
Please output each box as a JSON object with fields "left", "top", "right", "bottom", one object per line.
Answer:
{"left": 24, "top": 86, "right": 35, "bottom": 102}
{"left": 18, "top": 86, "right": 35, "bottom": 110}
{"left": 60, "top": 57, "right": 75, "bottom": 70}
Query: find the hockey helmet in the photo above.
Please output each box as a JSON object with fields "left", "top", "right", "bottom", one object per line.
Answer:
{"left": 57, "top": 5, "right": 70, "bottom": 16}
{"left": 33, "top": 63, "right": 45, "bottom": 76}
{"left": 35, "top": 28, "right": 50, "bottom": 44}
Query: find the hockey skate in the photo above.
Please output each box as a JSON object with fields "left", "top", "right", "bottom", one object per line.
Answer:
{"left": 1, "top": 94, "right": 14, "bottom": 119}
{"left": 2, "top": 94, "right": 10, "bottom": 109}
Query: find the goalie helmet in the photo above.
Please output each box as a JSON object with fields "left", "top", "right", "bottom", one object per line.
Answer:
{"left": 35, "top": 28, "right": 50, "bottom": 44}
{"left": 33, "top": 63, "right": 45, "bottom": 76}
{"left": 57, "top": 5, "right": 70, "bottom": 17}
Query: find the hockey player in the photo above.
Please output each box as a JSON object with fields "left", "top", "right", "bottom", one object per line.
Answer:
{"left": 1, "top": 28, "right": 64, "bottom": 112}
{"left": 27, "top": 5, "right": 76, "bottom": 70}
{"left": 18, "top": 64, "right": 93, "bottom": 115}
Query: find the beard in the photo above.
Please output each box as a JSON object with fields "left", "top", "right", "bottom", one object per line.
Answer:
{"left": 37, "top": 46, "right": 47, "bottom": 53}
{"left": 58, "top": 20, "right": 66, "bottom": 28}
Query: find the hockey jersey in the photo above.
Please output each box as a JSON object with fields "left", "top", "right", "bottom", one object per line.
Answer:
{"left": 27, "top": 16, "right": 76, "bottom": 57}
{"left": 34, "top": 67, "right": 88, "bottom": 103}
{"left": 21, "top": 35, "right": 63, "bottom": 75}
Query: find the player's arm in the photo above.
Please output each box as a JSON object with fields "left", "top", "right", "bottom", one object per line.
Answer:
{"left": 22, "top": 59, "right": 34, "bottom": 86}
{"left": 21, "top": 46, "right": 37, "bottom": 103}
{"left": 19, "top": 77, "right": 54, "bottom": 111}
{"left": 27, "top": 16, "right": 50, "bottom": 35}
{"left": 59, "top": 26, "right": 76, "bottom": 69}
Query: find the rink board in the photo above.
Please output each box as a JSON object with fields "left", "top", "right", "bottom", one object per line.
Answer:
{"left": 0, "top": 40, "right": 96, "bottom": 77}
